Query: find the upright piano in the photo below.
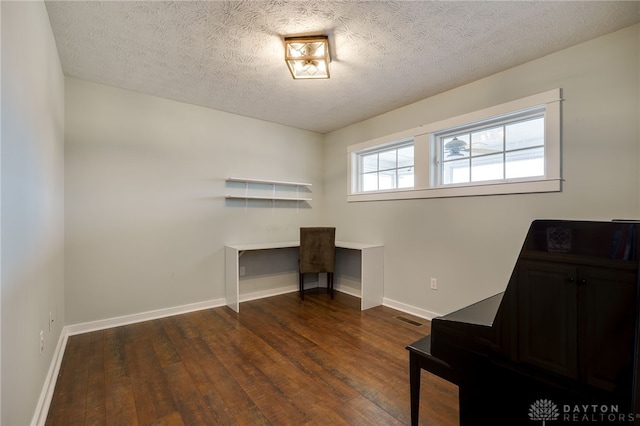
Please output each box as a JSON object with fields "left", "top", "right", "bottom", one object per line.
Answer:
{"left": 408, "top": 220, "right": 640, "bottom": 425}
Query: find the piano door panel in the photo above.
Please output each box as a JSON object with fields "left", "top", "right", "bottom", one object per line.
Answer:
{"left": 516, "top": 260, "right": 638, "bottom": 392}
{"left": 516, "top": 260, "right": 578, "bottom": 379}
{"left": 580, "top": 266, "right": 637, "bottom": 391}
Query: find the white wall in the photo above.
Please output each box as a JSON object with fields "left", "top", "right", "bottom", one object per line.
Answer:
{"left": 65, "top": 78, "right": 324, "bottom": 324}
{"left": 1, "top": 2, "right": 65, "bottom": 425}
{"left": 323, "top": 24, "right": 640, "bottom": 318}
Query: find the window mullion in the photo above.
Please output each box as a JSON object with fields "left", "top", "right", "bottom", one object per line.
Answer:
{"left": 502, "top": 124, "right": 507, "bottom": 180}
{"left": 376, "top": 152, "right": 380, "bottom": 191}
{"left": 376, "top": 153, "right": 380, "bottom": 191}
{"left": 395, "top": 148, "right": 399, "bottom": 189}
{"left": 467, "top": 132, "right": 472, "bottom": 183}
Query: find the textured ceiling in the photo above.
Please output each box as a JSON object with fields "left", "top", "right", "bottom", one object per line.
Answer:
{"left": 45, "top": 1, "right": 640, "bottom": 134}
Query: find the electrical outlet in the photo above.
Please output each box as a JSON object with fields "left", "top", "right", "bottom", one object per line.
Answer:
{"left": 430, "top": 277, "right": 438, "bottom": 290}
{"left": 239, "top": 266, "right": 246, "bottom": 276}
{"left": 40, "top": 330, "right": 44, "bottom": 353}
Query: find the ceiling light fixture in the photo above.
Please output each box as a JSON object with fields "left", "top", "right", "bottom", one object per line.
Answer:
{"left": 284, "top": 36, "right": 330, "bottom": 80}
{"left": 444, "top": 137, "right": 468, "bottom": 158}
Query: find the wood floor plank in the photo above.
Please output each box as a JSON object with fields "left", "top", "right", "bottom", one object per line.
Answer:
{"left": 46, "top": 292, "right": 458, "bottom": 425}
{"left": 104, "top": 328, "right": 139, "bottom": 426}
{"left": 45, "top": 333, "right": 92, "bottom": 425}
{"left": 85, "top": 331, "right": 107, "bottom": 425}
{"left": 125, "top": 338, "right": 178, "bottom": 424}
{"left": 104, "top": 377, "right": 139, "bottom": 426}
{"left": 104, "top": 327, "right": 129, "bottom": 380}
{"left": 148, "top": 320, "right": 182, "bottom": 368}
{"left": 161, "top": 362, "right": 214, "bottom": 425}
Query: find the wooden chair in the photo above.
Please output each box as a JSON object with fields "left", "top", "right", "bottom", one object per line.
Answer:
{"left": 299, "top": 227, "right": 336, "bottom": 300}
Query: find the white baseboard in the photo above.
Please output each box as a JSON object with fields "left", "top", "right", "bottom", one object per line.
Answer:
{"left": 335, "top": 284, "right": 361, "bottom": 298}
{"left": 31, "top": 328, "right": 69, "bottom": 426}
{"left": 382, "top": 297, "right": 441, "bottom": 321}
{"left": 65, "top": 298, "right": 227, "bottom": 336}
{"left": 239, "top": 284, "right": 298, "bottom": 302}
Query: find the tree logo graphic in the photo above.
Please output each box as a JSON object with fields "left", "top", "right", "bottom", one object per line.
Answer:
{"left": 529, "top": 399, "right": 559, "bottom": 425}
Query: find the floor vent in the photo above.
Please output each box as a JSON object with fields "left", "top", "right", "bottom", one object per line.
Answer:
{"left": 396, "top": 316, "right": 423, "bottom": 327}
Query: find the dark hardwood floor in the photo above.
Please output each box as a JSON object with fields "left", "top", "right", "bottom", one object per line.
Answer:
{"left": 46, "top": 290, "right": 458, "bottom": 425}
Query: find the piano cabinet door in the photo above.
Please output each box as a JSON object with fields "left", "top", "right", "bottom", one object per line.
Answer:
{"left": 516, "top": 260, "right": 579, "bottom": 379}
{"left": 579, "top": 266, "right": 637, "bottom": 392}
{"left": 517, "top": 260, "right": 638, "bottom": 392}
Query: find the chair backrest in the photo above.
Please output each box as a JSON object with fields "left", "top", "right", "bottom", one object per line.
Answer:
{"left": 299, "top": 227, "right": 336, "bottom": 274}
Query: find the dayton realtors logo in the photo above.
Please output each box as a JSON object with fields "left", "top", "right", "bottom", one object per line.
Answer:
{"left": 529, "top": 399, "right": 560, "bottom": 425}
{"left": 528, "top": 400, "right": 638, "bottom": 424}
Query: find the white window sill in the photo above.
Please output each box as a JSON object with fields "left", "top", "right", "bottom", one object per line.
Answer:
{"left": 347, "top": 178, "right": 562, "bottom": 202}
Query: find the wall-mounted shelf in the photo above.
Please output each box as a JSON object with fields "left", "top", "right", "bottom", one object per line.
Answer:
{"left": 225, "top": 177, "right": 312, "bottom": 203}
{"left": 225, "top": 195, "right": 313, "bottom": 202}
{"left": 226, "top": 177, "right": 312, "bottom": 187}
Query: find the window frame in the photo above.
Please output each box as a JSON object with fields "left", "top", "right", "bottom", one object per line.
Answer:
{"left": 348, "top": 127, "right": 421, "bottom": 195}
{"left": 357, "top": 139, "right": 415, "bottom": 193}
{"left": 434, "top": 107, "right": 546, "bottom": 187}
{"left": 347, "top": 89, "right": 561, "bottom": 202}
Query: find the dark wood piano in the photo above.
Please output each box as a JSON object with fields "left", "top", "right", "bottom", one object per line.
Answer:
{"left": 407, "top": 220, "right": 640, "bottom": 425}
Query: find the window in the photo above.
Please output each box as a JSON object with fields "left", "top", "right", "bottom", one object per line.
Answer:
{"left": 348, "top": 89, "right": 562, "bottom": 202}
{"left": 436, "top": 109, "right": 545, "bottom": 186}
{"left": 359, "top": 142, "right": 414, "bottom": 192}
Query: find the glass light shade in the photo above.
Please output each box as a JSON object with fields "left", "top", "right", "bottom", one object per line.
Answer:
{"left": 284, "top": 36, "right": 330, "bottom": 79}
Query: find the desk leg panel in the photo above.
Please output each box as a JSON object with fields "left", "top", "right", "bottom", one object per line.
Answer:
{"left": 225, "top": 246, "right": 240, "bottom": 312}
{"left": 361, "top": 246, "right": 384, "bottom": 310}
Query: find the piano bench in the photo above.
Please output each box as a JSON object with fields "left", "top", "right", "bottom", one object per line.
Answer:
{"left": 406, "top": 335, "right": 458, "bottom": 426}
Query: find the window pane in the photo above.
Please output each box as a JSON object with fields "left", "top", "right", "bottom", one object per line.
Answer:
{"left": 506, "top": 117, "right": 544, "bottom": 150}
{"left": 361, "top": 172, "right": 378, "bottom": 191}
{"left": 379, "top": 169, "right": 396, "bottom": 190}
{"left": 443, "top": 135, "right": 470, "bottom": 159}
{"left": 471, "top": 126, "right": 503, "bottom": 156}
{"left": 378, "top": 150, "right": 397, "bottom": 171}
{"left": 471, "top": 126, "right": 504, "bottom": 156}
{"left": 398, "top": 145, "right": 414, "bottom": 168}
{"left": 361, "top": 153, "right": 378, "bottom": 173}
{"left": 471, "top": 153, "right": 504, "bottom": 182}
{"left": 397, "top": 166, "right": 414, "bottom": 188}
{"left": 506, "top": 147, "right": 544, "bottom": 179}
{"left": 443, "top": 158, "right": 470, "bottom": 184}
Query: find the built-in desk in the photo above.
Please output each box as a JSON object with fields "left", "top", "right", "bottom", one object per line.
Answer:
{"left": 225, "top": 241, "right": 383, "bottom": 312}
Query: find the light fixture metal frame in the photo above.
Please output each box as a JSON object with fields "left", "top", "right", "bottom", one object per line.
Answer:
{"left": 284, "top": 36, "right": 331, "bottom": 80}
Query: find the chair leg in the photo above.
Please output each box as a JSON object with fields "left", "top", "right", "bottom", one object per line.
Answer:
{"left": 299, "top": 272, "right": 304, "bottom": 300}
{"left": 329, "top": 272, "right": 334, "bottom": 299}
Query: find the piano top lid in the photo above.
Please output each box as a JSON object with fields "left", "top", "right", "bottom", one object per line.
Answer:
{"left": 435, "top": 292, "right": 504, "bottom": 327}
